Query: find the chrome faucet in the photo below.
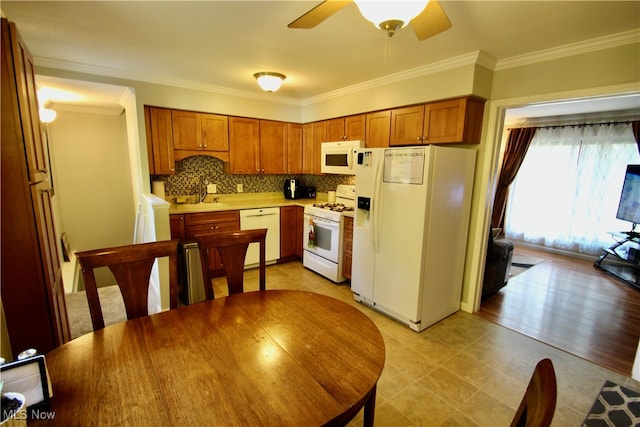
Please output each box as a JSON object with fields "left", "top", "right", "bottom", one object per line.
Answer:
{"left": 198, "top": 176, "right": 207, "bottom": 203}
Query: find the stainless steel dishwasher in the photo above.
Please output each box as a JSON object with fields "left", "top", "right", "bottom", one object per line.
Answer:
{"left": 179, "top": 241, "right": 206, "bottom": 305}
{"left": 240, "top": 207, "right": 280, "bottom": 267}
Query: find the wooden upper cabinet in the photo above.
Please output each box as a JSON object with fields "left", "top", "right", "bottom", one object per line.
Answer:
{"left": 424, "top": 97, "right": 485, "bottom": 144}
{"left": 365, "top": 111, "right": 391, "bottom": 148}
{"left": 144, "top": 106, "right": 175, "bottom": 175}
{"left": 287, "top": 123, "right": 303, "bottom": 174}
{"left": 345, "top": 114, "right": 366, "bottom": 140}
{"left": 390, "top": 97, "right": 485, "bottom": 146}
{"left": 389, "top": 105, "right": 425, "bottom": 146}
{"left": 312, "top": 121, "right": 326, "bottom": 175}
{"left": 172, "top": 110, "right": 201, "bottom": 150}
{"left": 228, "top": 117, "right": 260, "bottom": 174}
{"left": 302, "top": 123, "right": 315, "bottom": 175}
{"left": 201, "top": 113, "right": 229, "bottom": 152}
{"left": 10, "top": 22, "right": 47, "bottom": 182}
{"left": 173, "top": 110, "right": 229, "bottom": 153}
{"left": 259, "top": 120, "right": 288, "bottom": 174}
{"left": 325, "top": 118, "right": 345, "bottom": 142}
{"left": 325, "top": 115, "right": 366, "bottom": 141}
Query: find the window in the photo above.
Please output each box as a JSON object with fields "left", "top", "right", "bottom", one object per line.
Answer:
{"left": 504, "top": 123, "right": 639, "bottom": 256}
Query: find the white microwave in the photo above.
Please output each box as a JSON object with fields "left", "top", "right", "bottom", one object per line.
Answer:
{"left": 320, "top": 140, "right": 365, "bottom": 175}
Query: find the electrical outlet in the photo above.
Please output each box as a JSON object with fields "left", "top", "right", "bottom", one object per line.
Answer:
{"left": 207, "top": 183, "right": 217, "bottom": 194}
{"left": 236, "top": 183, "right": 243, "bottom": 193}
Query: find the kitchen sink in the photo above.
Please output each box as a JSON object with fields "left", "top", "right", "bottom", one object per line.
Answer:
{"left": 172, "top": 194, "right": 228, "bottom": 210}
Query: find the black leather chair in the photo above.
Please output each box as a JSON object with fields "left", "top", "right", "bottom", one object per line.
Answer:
{"left": 482, "top": 228, "right": 514, "bottom": 297}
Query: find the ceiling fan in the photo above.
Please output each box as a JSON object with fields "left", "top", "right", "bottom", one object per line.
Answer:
{"left": 288, "top": 0, "right": 452, "bottom": 40}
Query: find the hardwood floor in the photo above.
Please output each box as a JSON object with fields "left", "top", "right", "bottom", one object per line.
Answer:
{"left": 477, "top": 244, "right": 640, "bottom": 376}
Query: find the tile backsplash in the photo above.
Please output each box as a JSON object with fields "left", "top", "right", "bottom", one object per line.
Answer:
{"left": 153, "top": 156, "right": 354, "bottom": 196}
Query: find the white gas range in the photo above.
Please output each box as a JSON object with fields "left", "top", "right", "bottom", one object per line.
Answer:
{"left": 303, "top": 184, "right": 355, "bottom": 283}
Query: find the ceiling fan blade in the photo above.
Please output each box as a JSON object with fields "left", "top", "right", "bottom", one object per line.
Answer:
{"left": 410, "top": 0, "right": 452, "bottom": 41}
{"left": 288, "top": 0, "right": 352, "bottom": 29}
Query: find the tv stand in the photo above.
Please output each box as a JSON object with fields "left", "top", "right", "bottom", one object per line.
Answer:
{"left": 594, "top": 232, "right": 640, "bottom": 290}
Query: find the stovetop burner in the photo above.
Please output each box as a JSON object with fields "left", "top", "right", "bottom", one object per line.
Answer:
{"left": 312, "top": 203, "right": 354, "bottom": 212}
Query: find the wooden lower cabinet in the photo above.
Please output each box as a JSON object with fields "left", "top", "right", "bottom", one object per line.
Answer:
{"left": 342, "top": 216, "right": 354, "bottom": 280}
{"left": 184, "top": 211, "right": 240, "bottom": 274}
{"left": 280, "top": 206, "right": 304, "bottom": 261}
{"left": 169, "top": 214, "right": 185, "bottom": 241}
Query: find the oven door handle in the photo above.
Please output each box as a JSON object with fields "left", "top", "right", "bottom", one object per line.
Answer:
{"left": 304, "top": 215, "right": 339, "bottom": 228}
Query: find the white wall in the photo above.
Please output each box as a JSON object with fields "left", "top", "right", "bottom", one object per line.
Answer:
{"left": 48, "top": 110, "right": 135, "bottom": 257}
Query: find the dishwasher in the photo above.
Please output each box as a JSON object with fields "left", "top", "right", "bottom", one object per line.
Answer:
{"left": 240, "top": 208, "right": 280, "bottom": 267}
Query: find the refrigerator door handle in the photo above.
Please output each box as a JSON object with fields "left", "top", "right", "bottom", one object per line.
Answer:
{"left": 372, "top": 152, "right": 384, "bottom": 252}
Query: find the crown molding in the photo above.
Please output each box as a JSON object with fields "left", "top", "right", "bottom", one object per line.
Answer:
{"left": 495, "top": 29, "right": 640, "bottom": 71}
{"left": 35, "top": 30, "right": 638, "bottom": 108}
{"left": 302, "top": 51, "right": 494, "bottom": 105}
{"left": 51, "top": 102, "right": 124, "bottom": 116}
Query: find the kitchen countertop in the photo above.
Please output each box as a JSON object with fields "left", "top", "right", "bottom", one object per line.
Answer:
{"left": 167, "top": 192, "right": 324, "bottom": 214}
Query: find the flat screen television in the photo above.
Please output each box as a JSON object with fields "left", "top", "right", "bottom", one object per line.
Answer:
{"left": 616, "top": 164, "right": 640, "bottom": 233}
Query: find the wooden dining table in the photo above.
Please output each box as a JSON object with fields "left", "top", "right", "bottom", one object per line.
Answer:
{"left": 34, "top": 290, "right": 385, "bottom": 426}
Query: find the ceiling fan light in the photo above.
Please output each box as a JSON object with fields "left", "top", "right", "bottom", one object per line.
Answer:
{"left": 253, "top": 72, "right": 286, "bottom": 93}
{"left": 354, "top": 0, "right": 428, "bottom": 30}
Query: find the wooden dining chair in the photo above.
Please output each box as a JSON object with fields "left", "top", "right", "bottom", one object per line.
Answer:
{"left": 194, "top": 228, "right": 267, "bottom": 299}
{"left": 509, "top": 358, "right": 557, "bottom": 427}
{"left": 76, "top": 239, "right": 180, "bottom": 331}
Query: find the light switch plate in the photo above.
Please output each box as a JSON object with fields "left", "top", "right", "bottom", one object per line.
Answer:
{"left": 207, "top": 183, "right": 217, "bottom": 194}
{"left": 236, "top": 183, "right": 243, "bottom": 193}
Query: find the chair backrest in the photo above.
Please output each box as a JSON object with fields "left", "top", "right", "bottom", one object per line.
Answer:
{"left": 194, "top": 228, "right": 267, "bottom": 299}
{"left": 76, "top": 239, "right": 180, "bottom": 331}
{"left": 510, "top": 358, "right": 557, "bottom": 427}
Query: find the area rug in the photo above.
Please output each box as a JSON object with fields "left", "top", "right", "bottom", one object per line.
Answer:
{"left": 582, "top": 380, "right": 640, "bottom": 427}
{"left": 510, "top": 253, "right": 545, "bottom": 278}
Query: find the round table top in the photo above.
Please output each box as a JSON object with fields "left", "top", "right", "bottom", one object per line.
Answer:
{"left": 39, "top": 290, "right": 385, "bottom": 426}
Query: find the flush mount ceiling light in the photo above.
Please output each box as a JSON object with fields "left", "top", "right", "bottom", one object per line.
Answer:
{"left": 253, "top": 72, "right": 286, "bottom": 93}
{"left": 39, "top": 100, "right": 57, "bottom": 123}
{"left": 354, "top": 0, "right": 428, "bottom": 37}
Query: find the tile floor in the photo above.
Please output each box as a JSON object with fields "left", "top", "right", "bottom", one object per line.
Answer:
{"left": 216, "top": 261, "right": 640, "bottom": 427}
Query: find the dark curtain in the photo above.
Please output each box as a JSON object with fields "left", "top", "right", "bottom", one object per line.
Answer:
{"left": 632, "top": 120, "right": 640, "bottom": 154}
{"left": 491, "top": 127, "right": 537, "bottom": 228}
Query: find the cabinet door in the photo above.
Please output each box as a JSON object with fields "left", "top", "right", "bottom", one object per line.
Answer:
{"left": 169, "top": 214, "right": 185, "bottom": 241}
{"left": 390, "top": 105, "right": 425, "bottom": 146}
{"left": 424, "top": 97, "right": 485, "bottom": 144}
{"left": 201, "top": 113, "right": 229, "bottom": 152}
{"left": 172, "top": 110, "right": 202, "bottom": 150}
{"left": 33, "top": 181, "right": 70, "bottom": 344}
{"left": 287, "top": 123, "right": 303, "bottom": 174}
{"left": 342, "top": 216, "right": 354, "bottom": 279}
{"left": 145, "top": 107, "right": 175, "bottom": 175}
{"left": 345, "top": 114, "right": 366, "bottom": 140}
{"left": 302, "top": 123, "right": 315, "bottom": 174}
{"left": 325, "top": 118, "right": 345, "bottom": 141}
{"left": 365, "top": 111, "right": 391, "bottom": 148}
{"left": 279, "top": 206, "right": 297, "bottom": 259}
{"left": 229, "top": 117, "right": 260, "bottom": 174}
{"left": 10, "top": 22, "right": 47, "bottom": 182}
{"left": 312, "top": 121, "right": 327, "bottom": 174}
{"left": 423, "top": 98, "right": 467, "bottom": 144}
{"left": 259, "top": 120, "right": 288, "bottom": 174}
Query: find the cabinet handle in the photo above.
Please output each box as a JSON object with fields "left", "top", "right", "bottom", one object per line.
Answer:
{"left": 416, "top": 136, "right": 421, "bottom": 140}
{"left": 203, "top": 144, "right": 207, "bottom": 148}
{"left": 35, "top": 168, "right": 48, "bottom": 174}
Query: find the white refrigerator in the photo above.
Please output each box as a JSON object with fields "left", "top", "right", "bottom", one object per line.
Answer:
{"left": 351, "top": 146, "right": 476, "bottom": 331}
